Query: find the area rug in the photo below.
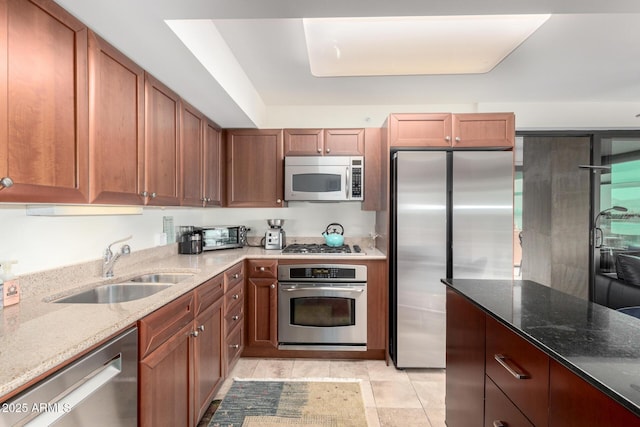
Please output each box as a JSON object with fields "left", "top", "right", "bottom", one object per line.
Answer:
{"left": 207, "top": 379, "right": 368, "bottom": 427}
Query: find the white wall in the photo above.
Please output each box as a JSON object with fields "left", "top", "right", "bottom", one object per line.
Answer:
{"left": 0, "top": 202, "right": 374, "bottom": 275}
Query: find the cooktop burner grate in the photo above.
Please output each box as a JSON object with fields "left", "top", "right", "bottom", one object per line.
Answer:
{"left": 281, "top": 243, "right": 352, "bottom": 254}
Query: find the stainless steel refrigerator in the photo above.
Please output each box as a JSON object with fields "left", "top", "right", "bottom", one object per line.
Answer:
{"left": 390, "top": 150, "right": 514, "bottom": 368}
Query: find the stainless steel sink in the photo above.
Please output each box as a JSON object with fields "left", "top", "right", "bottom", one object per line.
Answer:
{"left": 127, "top": 273, "right": 194, "bottom": 284}
{"left": 51, "top": 272, "right": 194, "bottom": 304}
{"left": 53, "top": 283, "right": 172, "bottom": 304}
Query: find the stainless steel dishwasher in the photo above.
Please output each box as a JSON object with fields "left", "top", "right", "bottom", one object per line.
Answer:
{"left": 1, "top": 327, "right": 138, "bottom": 426}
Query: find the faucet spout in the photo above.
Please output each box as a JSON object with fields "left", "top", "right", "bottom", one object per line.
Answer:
{"left": 103, "top": 236, "right": 132, "bottom": 278}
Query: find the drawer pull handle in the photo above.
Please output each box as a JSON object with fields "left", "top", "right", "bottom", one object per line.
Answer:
{"left": 232, "top": 315, "right": 239, "bottom": 321}
{"left": 232, "top": 294, "right": 239, "bottom": 300}
{"left": 493, "top": 421, "right": 507, "bottom": 427}
{"left": 494, "top": 354, "right": 529, "bottom": 379}
{"left": 233, "top": 273, "right": 239, "bottom": 279}
{"left": 230, "top": 344, "right": 240, "bottom": 349}
{"left": 259, "top": 267, "right": 266, "bottom": 272}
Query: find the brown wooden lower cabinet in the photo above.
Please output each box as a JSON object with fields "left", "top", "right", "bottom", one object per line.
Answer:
{"left": 139, "top": 321, "right": 192, "bottom": 427}
{"left": 139, "top": 274, "right": 225, "bottom": 427}
{"left": 446, "top": 288, "right": 640, "bottom": 427}
{"left": 246, "top": 277, "right": 278, "bottom": 349}
{"left": 445, "top": 289, "right": 486, "bottom": 427}
{"left": 549, "top": 360, "right": 640, "bottom": 427}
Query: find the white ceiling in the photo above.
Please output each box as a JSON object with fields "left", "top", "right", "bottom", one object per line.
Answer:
{"left": 53, "top": 0, "right": 640, "bottom": 128}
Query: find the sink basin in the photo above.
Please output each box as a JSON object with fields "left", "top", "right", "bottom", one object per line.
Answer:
{"left": 128, "top": 273, "right": 194, "bottom": 284}
{"left": 53, "top": 283, "right": 172, "bottom": 304}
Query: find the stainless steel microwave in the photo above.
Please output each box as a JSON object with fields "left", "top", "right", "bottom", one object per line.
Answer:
{"left": 284, "top": 156, "right": 364, "bottom": 201}
{"left": 198, "top": 226, "right": 247, "bottom": 251}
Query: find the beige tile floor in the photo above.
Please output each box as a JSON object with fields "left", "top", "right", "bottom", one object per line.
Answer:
{"left": 214, "top": 358, "right": 446, "bottom": 427}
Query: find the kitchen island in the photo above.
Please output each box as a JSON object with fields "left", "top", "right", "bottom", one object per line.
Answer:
{"left": 0, "top": 244, "right": 385, "bottom": 401}
{"left": 443, "top": 278, "right": 640, "bottom": 426}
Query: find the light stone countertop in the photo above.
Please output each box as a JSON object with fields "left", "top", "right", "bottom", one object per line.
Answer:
{"left": 0, "top": 243, "right": 385, "bottom": 399}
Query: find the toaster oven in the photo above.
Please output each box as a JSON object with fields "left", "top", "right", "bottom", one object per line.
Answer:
{"left": 198, "top": 226, "right": 247, "bottom": 251}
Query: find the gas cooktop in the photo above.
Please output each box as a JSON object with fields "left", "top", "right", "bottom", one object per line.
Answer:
{"left": 281, "top": 243, "right": 362, "bottom": 254}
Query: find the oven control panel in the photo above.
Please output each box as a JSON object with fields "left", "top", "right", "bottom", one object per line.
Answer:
{"left": 278, "top": 264, "right": 367, "bottom": 282}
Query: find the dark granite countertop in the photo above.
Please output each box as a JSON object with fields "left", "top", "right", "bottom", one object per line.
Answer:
{"left": 442, "top": 278, "right": 640, "bottom": 417}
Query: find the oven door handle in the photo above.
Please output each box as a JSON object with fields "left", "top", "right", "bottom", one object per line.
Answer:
{"left": 281, "top": 286, "right": 364, "bottom": 293}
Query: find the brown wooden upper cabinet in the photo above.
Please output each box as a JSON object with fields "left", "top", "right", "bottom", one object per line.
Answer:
{"left": 388, "top": 113, "right": 514, "bottom": 148}
{"left": 88, "top": 31, "right": 145, "bottom": 205}
{"left": 144, "top": 73, "right": 180, "bottom": 206}
{"left": 284, "top": 128, "right": 364, "bottom": 156}
{"left": 203, "top": 119, "right": 224, "bottom": 206}
{"left": 226, "top": 129, "right": 284, "bottom": 207}
{"left": 0, "top": 0, "right": 89, "bottom": 203}
{"left": 179, "top": 100, "right": 204, "bottom": 207}
{"left": 179, "top": 104, "right": 224, "bottom": 207}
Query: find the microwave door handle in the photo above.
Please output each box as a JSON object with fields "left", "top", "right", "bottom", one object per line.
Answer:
{"left": 345, "top": 166, "right": 350, "bottom": 199}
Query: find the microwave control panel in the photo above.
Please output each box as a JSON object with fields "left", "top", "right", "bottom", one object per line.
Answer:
{"left": 350, "top": 158, "right": 363, "bottom": 200}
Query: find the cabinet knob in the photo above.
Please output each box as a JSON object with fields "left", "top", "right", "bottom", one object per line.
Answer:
{"left": 191, "top": 330, "right": 199, "bottom": 337}
{"left": 493, "top": 422, "right": 506, "bottom": 427}
{"left": 455, "top": 136, "right": 461, "bottom": 142}
{"left": 233, "top": 273, "right": 239, "bottom": 279}
{"left": 232, "top": 294, "right": 239, "bottom": 300}
{"left": 232, "top": 315, "right": 239, "bottom": 321}
{"left": 0, "top": 177, "right": 14, "bottom": 189}
{"left": 276, "top": 199, "right": 282, "bottom": 204}
{"left": 230, "top": 344, "right": 240, "bottom": 349}
{"left": 150, "top": 192, "right": 157, "bottom": 198}
{"left": 259, "top": 267, "right": 266, "bottom": 272}
{"left": 140, "top": 191, "right": 148, "bottom": 197}
{"left": 198, "top": 325, "right": 205, "bottom": 332}
{"left": 270, "top": 284, "right": 276, "bottom": 289}
{"left": 326, "top": 148, "right": 331, "bottom": 153}
{"left": 445, "top": 136, "right": 451, "bottom": 142}
{"left": 317, "top": 148, "right": 322, "bottom": 153}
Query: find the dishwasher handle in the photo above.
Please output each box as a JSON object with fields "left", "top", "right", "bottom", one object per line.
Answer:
{"left": 23, "top": 353, "right": 123, "bottom": 426}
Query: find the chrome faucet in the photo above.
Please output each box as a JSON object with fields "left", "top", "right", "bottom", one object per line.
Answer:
{"left": 102, "top": 236, "right": 132, "bottom": 278}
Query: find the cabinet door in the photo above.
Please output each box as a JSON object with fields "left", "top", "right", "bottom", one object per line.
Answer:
{"left": 549, "top": 359, "right": 640, "bottom": 427}
{"left": 324, "top": 129, "right": 364, "bottom": 155}
{"left": 203, "top": 119, "right": 223, "bottom": 206}
{"left": 363, "top": 127, "right": 383, "bottom": 211}
{"left": 0, "top": 0, "right": 88, "bottom": 203}
{"left": 284, "top": 128, "right": 323, "bottom": 155}
{"left": 194, "top": 299, "right": 223, "bottom": 424}
{"left": 246, "top": 278, "right": 278, "bottom": 348}
{"left": 226, "top": 129, "right": 284, "bottom": 207}
{"left": 88, "top": 31, "right": 144, "bottom": 204}
{"left": 144, "top": 73, "right": 180, "bottom": 205}
{"left": 445, "top": 289, "right": 486, "bottom": 427}
{"left": 452, "top": 113, "right": 515, "bottom": 148}
{"left": 388, "top": 113, "right": 452, "bottom": 147}
{"left": 139, "top": 321, "right": 193, "bottom": 427}
{"left": 179, "top": 100, "right": 204, "bottom": 206}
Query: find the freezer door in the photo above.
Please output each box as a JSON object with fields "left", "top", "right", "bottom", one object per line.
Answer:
{"left": 394, "top": 151, "right": 447, "bottom": 368}
{"left": 452, "top": 151, "right": 514, "bottom": 279}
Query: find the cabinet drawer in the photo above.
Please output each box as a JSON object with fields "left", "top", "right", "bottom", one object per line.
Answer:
{"left": 225, "top": 282, "right": 244, "bottom": 311}
{"left": 225, "top": 301, "right": 244, "bottom": 337}
{"left": 139, "top": 292, "right": 195, "bottom": 359}
{"left": 486, "top": 316, "right": 549, "bottom": 427}
{"left": 195, "top": 273, "right": 224, "bottom": 315}
{"left": 224, "top": 262, "right": 244, "bottom": 292}
{"left": 226, "top": 323, "right": 243, "bottom": 371}
{"left": 485, "top": 376, "right": 534, "bottom": 427}
{"left": 247, "top": 259, "right": 278, "bottom": 279}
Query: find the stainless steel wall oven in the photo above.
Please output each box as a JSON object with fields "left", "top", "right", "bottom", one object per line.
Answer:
{"left": 278, "top": 264, "right": 367, "bottom": 351}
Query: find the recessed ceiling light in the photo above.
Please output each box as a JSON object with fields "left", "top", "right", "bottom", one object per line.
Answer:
{"left": 303, "top": 15, "right": 551, "bottom": 77}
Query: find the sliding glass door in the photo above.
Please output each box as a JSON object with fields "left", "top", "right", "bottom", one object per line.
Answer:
{"left": 592, "top": 136, "right": 640, "bottom": 277}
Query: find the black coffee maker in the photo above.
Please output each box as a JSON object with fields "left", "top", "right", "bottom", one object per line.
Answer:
{"left": 178, "top": 229, "right": 202, "bottom": 254}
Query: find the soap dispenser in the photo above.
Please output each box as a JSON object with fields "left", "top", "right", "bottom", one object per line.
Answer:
{"left": 1, "top": 260, "right": 19, "bottom": 306}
